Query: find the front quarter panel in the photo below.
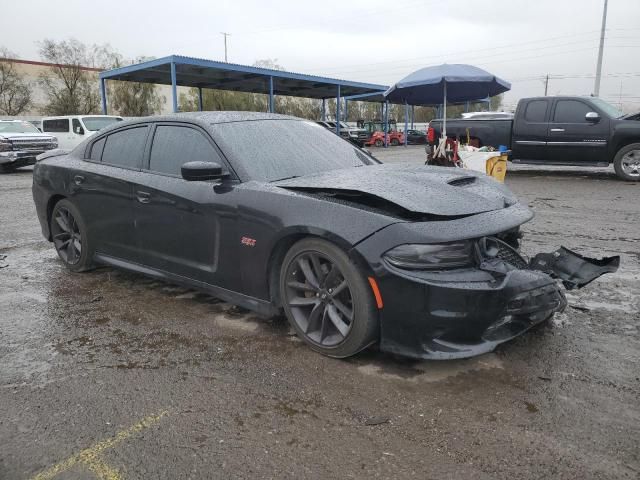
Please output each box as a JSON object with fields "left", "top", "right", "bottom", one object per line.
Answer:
{"left": 232, "top": 182, "right": 398, "bottom": 301}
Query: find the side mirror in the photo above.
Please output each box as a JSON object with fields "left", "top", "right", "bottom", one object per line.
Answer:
{"left": 181, "top": 161, "right": 227, "bottom": 181}
{"left": 585, "top": 112, "right": 600, "bottom": 123}
{"left": 75, "top": 126, "right": 85, "bottom": 135}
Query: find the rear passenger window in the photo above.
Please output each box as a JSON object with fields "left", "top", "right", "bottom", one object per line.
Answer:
{"left": 553, "top": 100, "right": 591, "bottom": 123}
{"left": 43, "top": 119, "right": 70, "bottom": 133}
{"left": 149, "top": 125, "right": 221, "bottom": 176}
{"left": 101, "top": 127, "right": 148, "bottom": 169}
{"left": 89, "top": 137, "right": 105, "bottom": 161}
{"left": 524, "top": 100, "right": 547, "bottom": 122}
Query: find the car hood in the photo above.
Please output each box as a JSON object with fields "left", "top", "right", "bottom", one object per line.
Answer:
{"left": 0, "top": 132, "right": 55, "bottom": 140}
{"left": 275, "top": 164, "right": 518, "bottom": 217}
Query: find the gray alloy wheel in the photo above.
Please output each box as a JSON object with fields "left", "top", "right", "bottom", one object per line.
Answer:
{"left": 374, "top": 139, "right": 383, "bottom": 147}
{"left": 280, "top": 238, "right": 378, "bottom": 358}
{"left": 390, "top": 138, "right": 400, "bottom": 146}
{"left": 614, "top": 143, "right": 640, "bottom": 181}
{"left": 50, "top": 199, "right": 93, "bottom": 272}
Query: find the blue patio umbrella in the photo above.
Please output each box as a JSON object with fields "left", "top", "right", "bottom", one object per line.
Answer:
{"left": 384, "top": 64, "right": 511, "bottom": 141}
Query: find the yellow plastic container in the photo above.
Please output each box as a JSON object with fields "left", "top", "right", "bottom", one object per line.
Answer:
{"left": 486, "top": 154, "right": 508, "bottom": 182}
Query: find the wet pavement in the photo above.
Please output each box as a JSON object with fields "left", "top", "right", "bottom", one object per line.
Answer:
{"left": 1, "top": 158, "right": 638, "bottom": 479}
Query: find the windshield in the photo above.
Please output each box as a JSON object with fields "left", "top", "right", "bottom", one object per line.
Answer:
{"left": 0, "top": 121, "right": 41, "bottom": 134}
{"left": 82, "top": 116, "right": 123, "bottom": 131}
{"left": 589, "top": 98, "right": 624, "bottom": 119}
{"left": 210, "top": 119, "right": 378, "bottom": 182}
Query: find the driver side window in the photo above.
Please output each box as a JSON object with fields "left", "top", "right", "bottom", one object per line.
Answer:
{"left": 149, "top": 125, "right": 222, "bottom": 176}
{"left": 553, "top": 100, "right": 592, "bottom": 123}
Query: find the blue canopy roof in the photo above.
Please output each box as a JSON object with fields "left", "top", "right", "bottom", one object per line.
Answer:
{"left": 384, "top": 64, "right": 511, "bottom": 105}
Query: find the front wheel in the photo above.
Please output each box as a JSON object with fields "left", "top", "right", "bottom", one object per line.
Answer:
{"left": 279, "top": 238, "right": 378, "bottom": 358}
{"left": 390, "top": 138, "right": 400, "bottom": 146}
{"left": 613, "top": 143, "right": 640, "bottom": 181}
{"left": 374, "top": 139, "right": 383, "bottom": 147}
{"left": 50, "top": 199, "right": 94, "bottom": 272}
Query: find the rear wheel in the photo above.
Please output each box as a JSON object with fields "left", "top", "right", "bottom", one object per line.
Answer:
{"left": 613, "top": 143, "right": 640, "bottom": 181}
{"left": 279, "top": 238, "right": 378, "bottom": 358}
{"left": 50, "top": 199, "right": 94, "bottom": 272}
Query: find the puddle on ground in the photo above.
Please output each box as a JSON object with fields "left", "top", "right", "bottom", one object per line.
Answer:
{"left": 356, "top": 353, "right": 504, "bottom": 383}
{"left": 214, "top": 315, "right": 260, "bottom": 333}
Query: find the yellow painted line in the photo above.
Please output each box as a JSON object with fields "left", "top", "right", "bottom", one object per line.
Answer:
{"left": 30, "top": 410, "right": 168, "bottom": 480}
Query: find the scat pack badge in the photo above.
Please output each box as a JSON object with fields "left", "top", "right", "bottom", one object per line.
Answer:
{"left": 241, "top": 236, "right": 257, "bottom": 247}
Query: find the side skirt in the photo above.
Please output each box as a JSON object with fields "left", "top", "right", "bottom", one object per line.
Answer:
{"left": 511, "top": 158, "right": 609, "bottom": 167}
{"left": 94, "top": 253, "right": 280, "bottom": 317}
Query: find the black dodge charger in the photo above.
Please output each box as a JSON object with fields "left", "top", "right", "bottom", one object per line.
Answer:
{"left": 32, "top": 112, "right": 618, "bottom": 359}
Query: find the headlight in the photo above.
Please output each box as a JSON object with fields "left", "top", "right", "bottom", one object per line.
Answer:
{"left": 0, "top": 138, "right": 11, "bottom": 152}
{"left": 383, "top": 242, "right": 474, "bottom": 270}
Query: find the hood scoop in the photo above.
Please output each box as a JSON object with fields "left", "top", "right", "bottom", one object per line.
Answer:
{"left": 447, "top": 175, "right": 477, "bottom": 187}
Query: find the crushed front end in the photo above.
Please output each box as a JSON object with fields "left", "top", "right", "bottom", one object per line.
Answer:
{"left": 354, "top": 206, "right": 619, "bottom": 360}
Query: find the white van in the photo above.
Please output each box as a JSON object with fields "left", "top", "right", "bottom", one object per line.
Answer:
{"left": 41, "top": 115, "right": 123, "bottom": 150}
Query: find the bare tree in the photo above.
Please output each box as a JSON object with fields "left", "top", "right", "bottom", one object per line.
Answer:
{"left": 101, "top": 53, "right": 164, "bottom": 116}
{"left": 0, "top": 48, "right": 32, "bottom": 115}
{"left": 38, "top": 38, "right": 103, "bottom": 115}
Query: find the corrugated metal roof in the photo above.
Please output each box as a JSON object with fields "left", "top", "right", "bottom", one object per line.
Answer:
{"left": 99, "top": 55, "right": 388, "bottom": 100}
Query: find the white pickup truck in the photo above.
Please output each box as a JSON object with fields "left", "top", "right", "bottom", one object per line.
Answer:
{"left": 0, "top": 120, "right": 58, "bottom": 173}
{"left": 41, "top": 115, "right": 123, "bottom": 150}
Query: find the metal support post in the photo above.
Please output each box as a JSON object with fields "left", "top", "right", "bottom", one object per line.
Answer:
{"left": 170, "top": 62, "right": 178, "bottom": 113}
{"left": 100, "top": 78, "right": 107, "bottom": 114}
{"left": 336, "top": 85, "right": 341, "bottom": 135}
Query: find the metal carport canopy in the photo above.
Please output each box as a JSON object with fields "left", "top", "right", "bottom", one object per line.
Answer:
{"left": 98, "top": 54, "right": 389, "bottom": 128}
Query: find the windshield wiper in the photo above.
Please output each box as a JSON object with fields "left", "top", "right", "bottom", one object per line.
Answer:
{"left": 270, "top": 175, "right": 301, "bottom": 182}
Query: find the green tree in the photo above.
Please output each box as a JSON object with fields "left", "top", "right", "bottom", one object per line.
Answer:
{"left": 0, "top": 48, "right": 32, "bottom": 115}
{"left": 103, "top": 54, "right": 164, "bottom": 116}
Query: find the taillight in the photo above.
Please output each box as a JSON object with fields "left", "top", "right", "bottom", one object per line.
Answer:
{"left": 427, "top": 127, "right": 435, "bottom": 143}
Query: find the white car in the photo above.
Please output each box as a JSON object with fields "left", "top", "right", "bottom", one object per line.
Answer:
{"left": 41, "top": 115, "right": 123, "bottom": 150}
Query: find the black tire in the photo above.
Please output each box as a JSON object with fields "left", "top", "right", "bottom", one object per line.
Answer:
{"left": 279, "top": 238, "right": 378, "bottom": 358}
{"left": 374, "top": 139, "right": 383, "bottom": 147}
{"left": 613, "top": 143, "right": 640, "bottom": 181}
{"left": 390, "top": 138, "right": 400, "bottom": 146}
{"left": 50, "top": 199, "right": 94, "bottom": 272}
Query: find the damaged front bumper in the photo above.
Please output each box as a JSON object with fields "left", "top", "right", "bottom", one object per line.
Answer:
{"left": 357, "top": 230, "right": 619, "bottom": 360}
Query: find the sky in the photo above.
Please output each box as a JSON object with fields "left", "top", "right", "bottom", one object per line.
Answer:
{"left": 3, "top": 0, "right": 640, "bottom": 112}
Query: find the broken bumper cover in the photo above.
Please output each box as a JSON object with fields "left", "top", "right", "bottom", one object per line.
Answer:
{"left": 374, "top": 265, "right": 567, "bottom": 360}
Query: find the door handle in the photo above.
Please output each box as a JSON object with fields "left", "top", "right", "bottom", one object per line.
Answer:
{"left": 550, "top": 128, "right": 565, "bottom": 132}
{"left": 136, "top": 191, "right": 151, "bottom": 204}
{"left": 73, "top": 175, "right": 85, "bottom": 185}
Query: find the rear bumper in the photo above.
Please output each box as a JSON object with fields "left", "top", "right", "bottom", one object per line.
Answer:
{"left": 374, "top": 265, "right": 566, "bottom": 359}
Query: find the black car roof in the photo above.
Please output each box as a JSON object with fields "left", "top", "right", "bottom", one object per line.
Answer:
{"left": 132, "top": 111, "right": 301, "bottom": 125}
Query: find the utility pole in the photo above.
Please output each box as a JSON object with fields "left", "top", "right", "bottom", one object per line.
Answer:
{"left": 593, "top": 0, "right": 608, "bottom": 96}
{"left": 544, "top": 74, "right": 549, "bottom": 96}
{"left": 220, "top": 32, "right": 231, "bottom": 62}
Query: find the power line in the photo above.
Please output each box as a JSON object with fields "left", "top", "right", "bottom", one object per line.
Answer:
{"left": 303, "top": 30, "right": 604, "bottom": 74}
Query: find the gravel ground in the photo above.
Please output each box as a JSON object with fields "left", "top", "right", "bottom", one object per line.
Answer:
{"left": 1, "top": 154, "right": 638, "bottom": 480}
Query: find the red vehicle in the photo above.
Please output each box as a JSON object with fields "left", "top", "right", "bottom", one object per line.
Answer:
{"left": 360, "top": 120, "right": 405, "bottom": 147}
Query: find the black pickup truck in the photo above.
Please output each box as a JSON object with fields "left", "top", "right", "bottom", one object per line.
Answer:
{"left": 429, "top": 96, "right": 640, "bottom": 181}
